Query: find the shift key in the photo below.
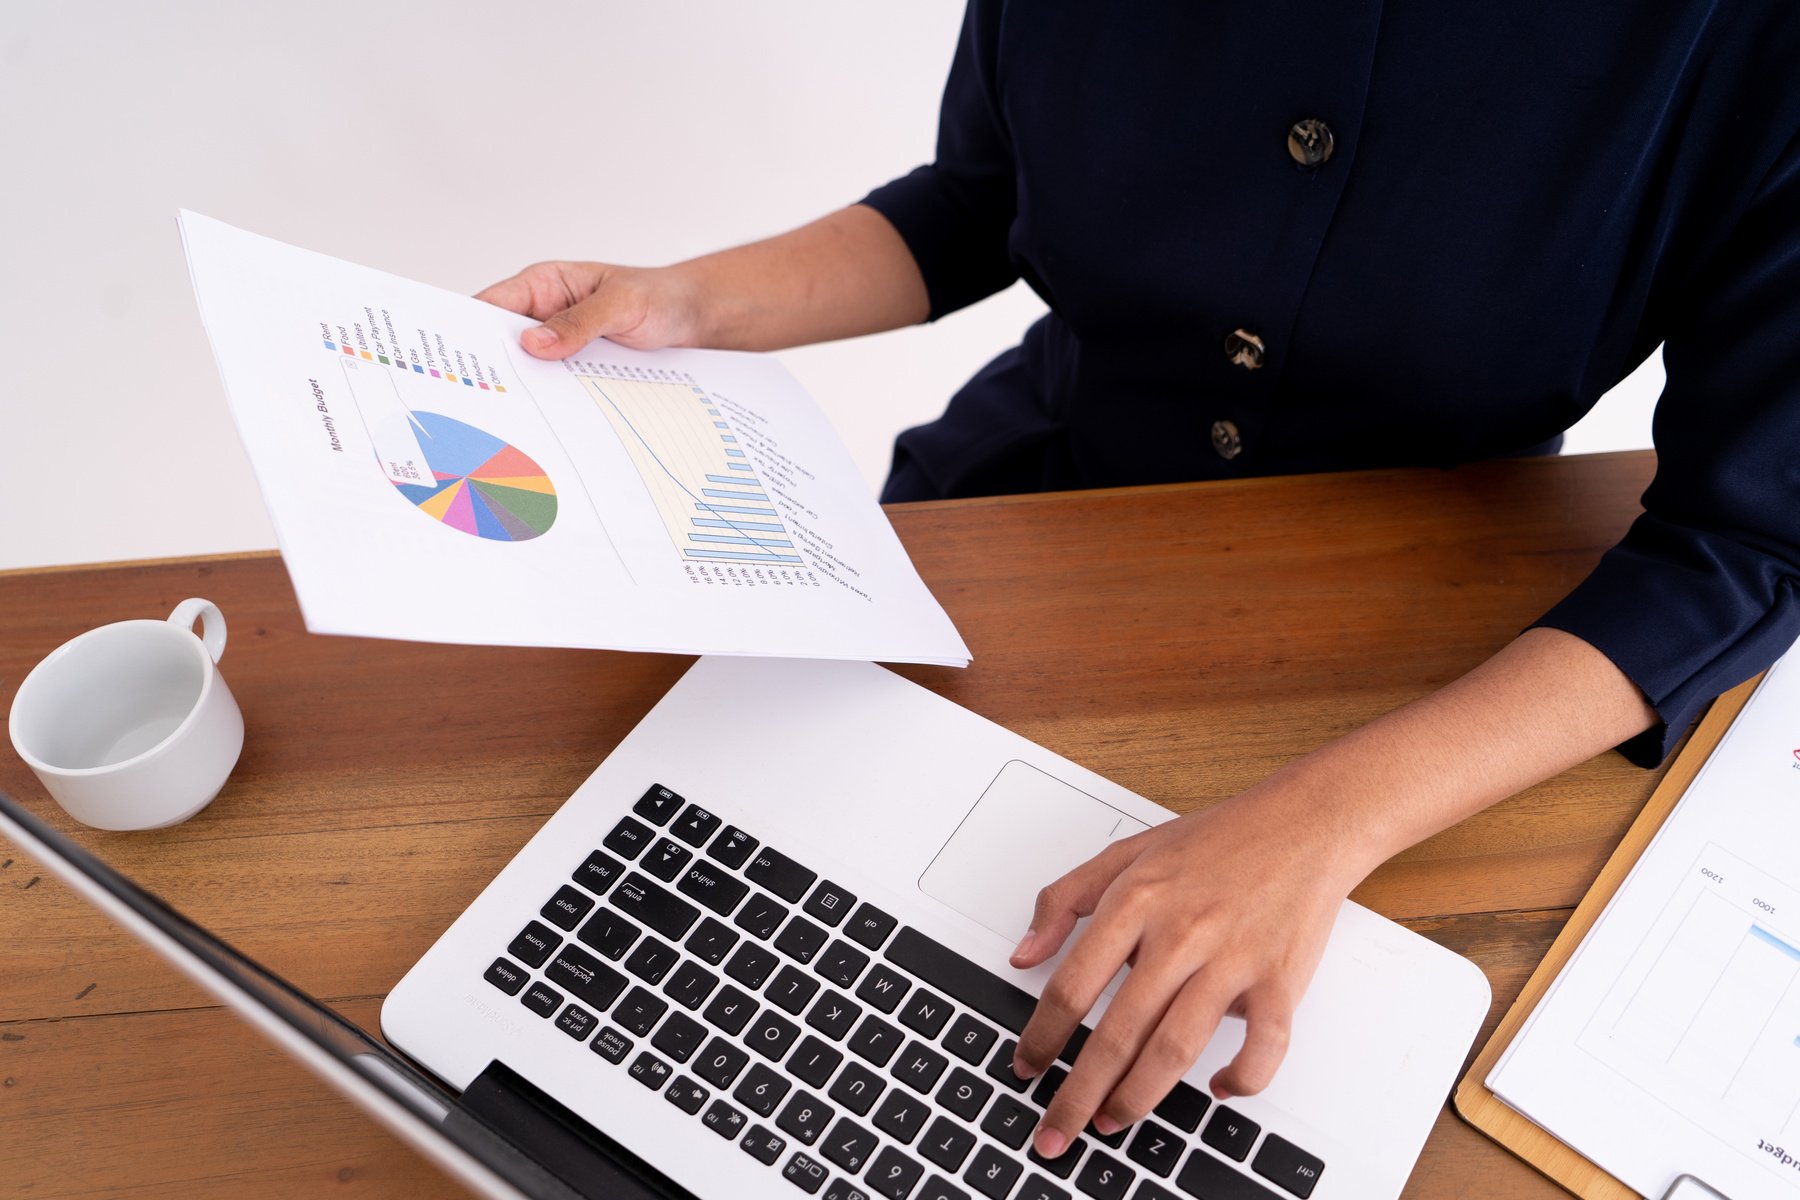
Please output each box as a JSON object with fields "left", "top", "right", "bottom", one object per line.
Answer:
{"left": 545, "top": 944, "right": 628, "bottom": 1011}
{"left": 613, "top": 872, "right": 702, "bottom": 940}
{"left": 678, "top": 860, "right": 751, "bottom": 915}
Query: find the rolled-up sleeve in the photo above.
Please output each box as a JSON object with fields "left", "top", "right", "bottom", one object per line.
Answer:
{"left": 1534, "top": 128, "right": 1800, "bottom": 765}
{"left": 859, "top": 0, "right": 1019, "bottom": 321}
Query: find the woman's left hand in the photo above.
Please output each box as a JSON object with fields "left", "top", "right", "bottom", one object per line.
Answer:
{"left": 1008, "top": 780, "right": 1373, "bottom": 1160}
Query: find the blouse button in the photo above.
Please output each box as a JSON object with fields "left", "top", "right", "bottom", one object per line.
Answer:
{"left": 1224, "top": 328, "right": 1266, "bottom": 371}
{"left": 1211, "top": 419, "right": 1243, "bottom": 460}
{"left": 1287, "top": 118, "right": 1335, "bottom": 167}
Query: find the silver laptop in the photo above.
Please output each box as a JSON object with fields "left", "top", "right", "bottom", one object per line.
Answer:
{"left": 1, "top": 656, "right": 1489, "bottom": 1199}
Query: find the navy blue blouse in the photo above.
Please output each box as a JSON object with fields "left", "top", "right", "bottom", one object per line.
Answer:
{"left": 861, "top": 0, "right": 1800, "bottom": 766}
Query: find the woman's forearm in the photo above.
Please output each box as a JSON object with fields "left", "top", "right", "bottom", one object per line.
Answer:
{"left": 674, "top": 205, "right": 930, "bottom": 351}
{"left": 1256, "top": 626, "right": 1661, "bottom": 881}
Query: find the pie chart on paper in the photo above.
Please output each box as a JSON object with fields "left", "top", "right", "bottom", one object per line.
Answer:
{"left": 387, "top": 411, "right": 558, "bottom": 542}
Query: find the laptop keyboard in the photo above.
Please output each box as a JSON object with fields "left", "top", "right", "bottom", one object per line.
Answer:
{"left": 482, "top": 784, "right": 1327, "bottom": 1200}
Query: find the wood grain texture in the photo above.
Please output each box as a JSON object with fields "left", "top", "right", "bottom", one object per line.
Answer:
{"left": 0, "top": 451, "right": 1668, "bottom": 1196}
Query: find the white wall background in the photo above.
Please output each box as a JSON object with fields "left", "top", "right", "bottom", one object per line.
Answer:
{"left": 0, "top": 3, "right": 1656, "bottom": 572}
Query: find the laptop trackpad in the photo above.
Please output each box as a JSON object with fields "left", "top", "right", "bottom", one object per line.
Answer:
{"left": 920, "top": 760, "right": 1154, "bottom": 944}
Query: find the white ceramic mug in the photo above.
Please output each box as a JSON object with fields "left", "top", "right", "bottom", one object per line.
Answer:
{"left": 8, "top": 598, "right": 245, "bottom": 830}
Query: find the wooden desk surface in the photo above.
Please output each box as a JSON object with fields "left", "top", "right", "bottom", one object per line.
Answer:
{"left": 0, "top": 451, "right": 1667, "bottom": 1198}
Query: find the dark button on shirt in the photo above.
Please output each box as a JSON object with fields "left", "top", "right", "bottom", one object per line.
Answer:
{"left": 861, "top": 0, "right": 1800, "bottom": 764}
{"left": 1287, "top": 119, "right": 1334, "bottom": 167}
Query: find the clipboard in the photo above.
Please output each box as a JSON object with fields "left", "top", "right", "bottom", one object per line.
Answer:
{"left": 1453, "top": 672, "right": 1765, "bottom": 1198}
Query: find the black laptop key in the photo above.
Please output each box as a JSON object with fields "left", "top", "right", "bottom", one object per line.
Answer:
{"left": 822, "top": 1116, "right": 879, "bottom": 1173}
{"left": 540, "top": 885, "right": 595, "bottom": 931}
{"left": 665, "top": 1074, "right": 710, "bottom": 1115}
{"left": 1251, "top": 1134, "right": 1325, "bottom": 1199}
{"left": 709, "top": 824, "right": 758, "bottom": 869}
{"left": 604, "top": 816, "right": 656, "bottom": 860}
{"left": 1074, "top": 1150, "right": 1133, "bottom": 1199}
{"left": 614, "top": 987, "right": 669, "bottom": 1038}
{"left": 679, "top": 860, "right": 751, "bottom": 916}
{"left": 652, "top": 1011, "right": 707, "bottom": 1062}
{"left": 736, "top": 892, "right": 791, "bottom": 941}
{"left": 624, "top": 935, "right": 679, "bottom": 985}
{"left": 920, "top": 1115, "right": 978, "bottom": 1172}
{"left": 543, "top": 945, "right": 628, "bottom": 1011}
{"left": 824, "top": 1179, "right": 872, "bottom": 1200}
{"left": 703, "top": 1098, "right": 747, "bottom": 1139}
{"left": 726, "top": 940, "right": 780, "bottom": 989}
{"left": 633, "top": 783, "right": 684, "bottom": 825}
{"left": 848, "top": 1014, "right": 904, "bottom": 1067}
{"left": 747, "top": 1009, "right": 803, "bottom": 1061}
{"left": 872, "top": 1088, "right": 931, "bottom": 1144}
{"left": 1016, "top": 1178, "right": 1071, "bottom": 1200}
{"left": 746, "top": 846, "right": 818, "bottom": 903}
{"left": 575, "top": 907, "right": 641, "bottom": 961}
{"left": 985, "top": 1040, "right": 1032, "bottom": 1092}
{"left": 520, "top": 981, "right": 562, "bottom": 1017}
{"left": 643, "top": 837, "right": 693, "bottom": 882}
{"left": 687, "top": 915, "right": 741, "bottom": 964}
{"left": 670, "top": 803, "right": 722, "bottom": 847}
{"left": 918, "top": 1175, "right": 970, "bottom": 1200}
{"left": 844, "top": 903, "right": 898, "bottom": 950}
{"left": 898, "top": 989, "right": 954, "bottom": 1038}
{"left": 556, "top": 1003, "right": 598, "bottom": 1041}
{"left": 1031, "top": 1065, "right": 1070, "bottom": 1110}
{"left": 695, "top": 1036, "right": 751, "bottom": 1089}
{"left": 590, "top": 1025, "right": 633, "bottom": 1064}
{"left": 867, "top": 1146, "right": 925, "bottom": 1200}
{"left": 734, "top": 1062, "right": 793, "bottom": 1116}
{"left": 814, "top": 940, "right": 871, "bottom": 988}
{"left": 1125, "top": 1120, "right": 1183, "bottom": 1178}
{"left": 777, "top": 1089, "right": 835, "bottom": 1145}
{"left": 572, "top": 849, "right": 627, "bottom": 896}
{"left": 892, "top": 1040, "right": 950, "bottom": 1093}
{"left": 1177, "top": 1149, "right": 1283, "bottom": 1200}
{"left": 964, "top": 1145, "right": 1025, "bottom": 1200}
{"left": 776, "top": 915, "right": 830, "bottom": 964}
{"left": 980, "top": 1093, "right": 1037, "bottom": 1149}
{"left": 1201, "top": 1105, "right": 1260, "bottom": 1163}
{"left": 770, "top": 964, "right": 822, "bottom": 1015}
{"left": 1151, "top": 1081, "right": 1209, "bottom": 1134}
{"left": 805, "top": 989, "right": 862, "bottom": 1041}
{"left": 508, "top": 921, "right": 561, "bottom": 968}
{"left": 741, "top": 1124, "right": 788, "bottom": 1165}
{"left": 934, "top": 1067, "right": 992, "bottom": 1122}
{"left": 1129, "top": 1185, "right": 1178, "bottom": 1200}
{"left": 942, "top": 1014, "right": 998, "bottom": 1065}
{"left": 827, "top": 1060, "right": 886, "bottom": 1115}
{"left": 1027, "top": 1136, "right": 1087, "bottom": 1180}
{"left": 784, "top": 1151, "right": 830, "bottom": 1195}
{"left": 612, "top": 872, "right": 701, "bottom": 940}
{"left": 789, "top": 1035, "right": 844, "bottom": 1089}
{"left": 888, "top": 927, "right": 1091, "bottom": 1066}
{"left": 803, "top": 880, "right": 857, "bottom": 927}
{"left": 704, "top": 983, "right": 759, "bottom": 1035}
{"left": 628, "top": 1050, "right": 673, "bottom": 1091}
{"left": 856, "top": 962, "right": 912, "bottom": 1013}
{"left": 663, "top": 960, "right": 720, "bottom": 1010}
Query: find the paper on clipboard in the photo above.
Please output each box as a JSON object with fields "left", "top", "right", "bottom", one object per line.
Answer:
{"left": 1488, "top": 644, "right": 1800, "bottom": 1199}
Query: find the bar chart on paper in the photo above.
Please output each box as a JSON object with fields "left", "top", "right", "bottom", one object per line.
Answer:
{"left": 1585, "top": 844, "right": 1800, "bottom": 1143}
{"left": 576, "top": 371, "right": 802, "bottom": 565}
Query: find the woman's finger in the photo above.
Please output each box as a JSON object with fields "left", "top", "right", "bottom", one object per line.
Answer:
{"left": 1010, "top": 835, "right": 1143, "bottom": 970}
{"left": 1094, "top": 967, "right": 1239, "bottom": 1129}
{"left": 1209, "top": 983, "right": 1295, "bottom": 1100}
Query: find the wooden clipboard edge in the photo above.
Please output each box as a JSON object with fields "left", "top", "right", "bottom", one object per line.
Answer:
{"left": 1452, "top": 672, "right": 1765, "bottom": 1199}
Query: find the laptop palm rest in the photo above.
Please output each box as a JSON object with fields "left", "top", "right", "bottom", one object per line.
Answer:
{"left": 919, "top": 759, "right": 1152, "bottom": 943}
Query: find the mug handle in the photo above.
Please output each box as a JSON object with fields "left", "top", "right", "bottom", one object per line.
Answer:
{"left": 168, "top": 598, "right": 227, "bottom": 663}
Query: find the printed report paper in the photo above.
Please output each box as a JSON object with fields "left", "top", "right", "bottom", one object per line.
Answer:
{"left": 179, "top": 212, "right": 969, "bottom": 666}
{"left": 1489, "top": 644, "right": 1800, "bottom": 1198}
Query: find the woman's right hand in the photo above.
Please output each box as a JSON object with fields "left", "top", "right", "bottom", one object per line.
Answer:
{"left": 475, "top": 261, "right": 708, "bottom": 360}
